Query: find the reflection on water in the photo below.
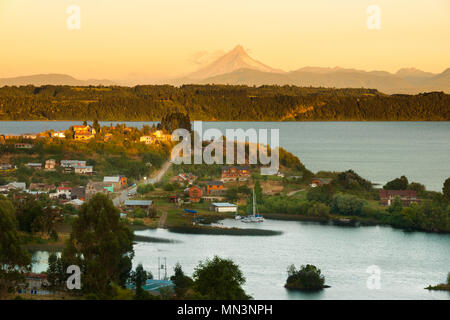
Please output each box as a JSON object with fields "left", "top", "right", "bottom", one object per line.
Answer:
{"left": 32, "top": 219, "right": 450, "bottom": 300}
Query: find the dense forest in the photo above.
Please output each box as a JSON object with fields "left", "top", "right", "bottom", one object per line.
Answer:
{"left": 0, "top": 85, "right": 448, "bottom": 121}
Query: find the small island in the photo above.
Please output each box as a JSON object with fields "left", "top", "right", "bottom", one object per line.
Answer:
{"left": 425, "top": 273, "right": 450, "bottom": 291}
{"left": 284, "top": 264, "right": 330, "bottom": 291}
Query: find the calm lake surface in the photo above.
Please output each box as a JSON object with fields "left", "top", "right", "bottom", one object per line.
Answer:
{"left": 32, "top": 219, "right": 450, "bottom": 300}
{"left": 1, "top": 121, "right": 449, "bottom": 191}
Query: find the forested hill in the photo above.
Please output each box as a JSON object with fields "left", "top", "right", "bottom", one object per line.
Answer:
{"left": 0, "top": 85, "right": 448, "bottom": 121}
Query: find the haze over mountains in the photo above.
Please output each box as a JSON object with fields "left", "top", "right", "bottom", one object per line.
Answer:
{"left": 1, "top": 45, "right": 449, "bottom": 94}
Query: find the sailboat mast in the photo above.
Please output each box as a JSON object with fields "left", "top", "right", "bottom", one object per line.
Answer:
{"left": 253, "top": 187, "right": 256, "bottom": 217}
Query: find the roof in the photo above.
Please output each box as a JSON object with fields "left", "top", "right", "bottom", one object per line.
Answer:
{"left": 104, "top": 176, "right": 120, "bottom": 182}
{"left": 124, "top": 200, "right": 153, "bottom": 206}
{"left": 211, "top": 202, "right": 237, "bottom": 207}
{"left": 379, "top": 190, "right": 418, "bottom": 198}
{"left": 68, "top": 199, "right": 84, "bottom": 206}
{"left": 74, "top": 165, "right": 93, "bottom": 169}
{"left": 222, "top": 165, "right": 251, "bottom": 170}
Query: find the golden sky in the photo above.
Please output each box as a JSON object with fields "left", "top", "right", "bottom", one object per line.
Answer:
{"left": 0, "top": 0, "right": 449, "bottom": 81}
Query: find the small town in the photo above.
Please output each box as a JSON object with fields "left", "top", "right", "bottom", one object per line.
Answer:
{"left": 0, "top": 117, "right": 449, "bottom": 301}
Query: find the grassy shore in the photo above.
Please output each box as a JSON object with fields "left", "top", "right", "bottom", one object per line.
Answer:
{"left": 168, "top": 225, "right": 282, "bottom": 236}
{"left": 425, "top": 284, "right": 450, "bottom": 291}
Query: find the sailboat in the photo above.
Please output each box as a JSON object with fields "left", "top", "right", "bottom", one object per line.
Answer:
{"left": 241, "top": 187, "right": 264, "bottom": 223}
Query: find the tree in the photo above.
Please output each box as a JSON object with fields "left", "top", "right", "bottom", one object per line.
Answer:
{"left": 443, "top": 178, "right": 450, "bottom": 202}
{"left": 0, "top": 196, "right": 31, "bottom": 298}
{"left": 159, "top": 112, "right": 192, "bottom": 132}
{"left": 331, "top": 194, "right": 365, "bottom": 216}
{"left": 131, "top": 264, "right": 151, "bottom": 300}
{"left": 384, "top": 176, "right": 409, "bottom": 190}
{"left": 47, "top": 252, "right": 66, "bottom": 289}
{"left": 225, "top": 188, "right": 238, "bottom": 202}
{"left": 93, "top": 119, "right": 100, "bottom": 134}
{"left": 285, "top": 264, "right": 326, "bottom": 291}
{"left": 407, "top": 182, "right": 426, "bottom": 195}
{"left": 193, "top": 256, "right": 250, "bottom": 300}
{"left": 62, "top": 193, "right": 134, "bottom": 296}
{"left": 254, "top": 181, "right": 263, "bottom": 204}
{"left": 306, "top": 184, "right": 335, "bottom": 204}
{"left": 170, "top": 263, "right": 193, "bottom": 299}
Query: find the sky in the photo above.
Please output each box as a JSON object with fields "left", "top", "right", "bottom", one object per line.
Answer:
{"left": 0, "top": 0, "right": 449, "bottom": 81}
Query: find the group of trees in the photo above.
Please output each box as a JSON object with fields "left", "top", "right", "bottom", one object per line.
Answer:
{"left": 0, "top": 196, "right": 31, "bottom": 298}
{"left": 285, "top": 264, "right": 326, "bottom": 291}
{"left": 0, "top": 85, "right": 448, "bottom": 121}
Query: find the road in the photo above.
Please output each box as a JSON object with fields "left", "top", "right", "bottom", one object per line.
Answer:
{"left": 113, "top": 160, "right": 172, "bottom": 207}
{"left": 286, "top": 188, "right": 305, "bottom": 196}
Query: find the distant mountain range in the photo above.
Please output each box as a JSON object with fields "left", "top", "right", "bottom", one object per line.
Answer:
{"left": 0, "top": 74, "right": 115, "bottom": 87}
{"left": 173, "top": 46, "right": 450, "bottom": 94}
{"left": 1, "top": 46, "right": 449, "bottom": 94}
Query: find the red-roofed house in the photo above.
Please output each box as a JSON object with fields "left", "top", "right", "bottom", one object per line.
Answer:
{"left": 379, "top": 190, "right": 420, "bottom": 206}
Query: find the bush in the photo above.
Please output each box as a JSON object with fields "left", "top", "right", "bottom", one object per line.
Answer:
{"left": 131, "top": 208, "right": 146, "bottom": 219}
{"left": 137, "top": 183, "right": 154, "bottom": 195}
{"left": 285, "top": 264, "right": 326, "bottom": 291}
{"left": 133, "top": 219, "right": 145, "bottom": 226}
{"left": 331, "top": 194, "right": 365, "bottom": 216}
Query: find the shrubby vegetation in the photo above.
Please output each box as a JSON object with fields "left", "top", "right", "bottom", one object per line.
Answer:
{"left": 0, "top": 85, "right": 448, "bottom": 121}
{"left": 285, "top": 264, "right": 327, "bottom": 291}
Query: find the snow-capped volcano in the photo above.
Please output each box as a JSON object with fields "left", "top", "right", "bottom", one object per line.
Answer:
{"left": 187, "top": 45, "right": 284, "bottom": 79}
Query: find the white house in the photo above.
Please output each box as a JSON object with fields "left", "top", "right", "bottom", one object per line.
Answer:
{"left": 210, "top": 202, "right": 238, "bottom": 213}
{"left": 74, "top": 165, "right": 93, "bottom": 175}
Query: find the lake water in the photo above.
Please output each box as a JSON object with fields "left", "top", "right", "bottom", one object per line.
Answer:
{"left": 32, "top": 219, "right": 450, "bottom": 300}
{"left": 1, "top": 121, "right": 449, "bottom": 191}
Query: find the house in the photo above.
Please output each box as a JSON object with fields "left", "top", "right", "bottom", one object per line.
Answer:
{"left": 184, "top": 185, "right": 203, "bottom": 202}
{"left": 104, "top": 133, "right": 113, "bottom": 142}
{"left": 73, "top": 124, "right": 96, "bottom": 141}
{"left": 17, "top": 273, "right": 49, "bottom": 295}
{"left": 51, "top": 131, "right": 66, "bottom": 138}
{"left": 168, "top": 195, "right": 182, "bottom": 203}
{"left": 56, "top": 186, "right": 72, "bottom": 199}
{"left": 205, "top": 181, "right": 224, "bottom": 195}
{"left": 103, "top": 176, "right": 126, "bottom": 191}
{"left": 60, "top": 160, "right": 87, "bottom": 168}
{"left": 221, "top": 166, "right": 251, "bottom": 182}
{"left": 29, "top": 183, "right": 55, "bottom": 193}
{"left": 73, "top": 124, "right": 95, "bottom": 134}
{"left": 71, "top": 187, "right": 86, "bottom": 201}
{"left": 311, "top": 178, "right": 331, "bottom": 188}
{"left": 0, "top": 164, "right": 16, "bottom": 174}
{"left": 0, "top": 182, "right": 27, "bottom": 194}
{"left": 126, "top": 279, "right": 174, "bottom": 295}
{"left": 140, "top": 135, "right": 155, "bottom": 145}
{"left": 45, "top": 159, "right": 57, "bottom": 170}
{"left": 124, "top": 200, "right": 154, "bottom": 212}
{"left": 153, "top": 130, "right": 171, "bottom": 141}
{"left": 85, "top": 181, "right": 110, "bottom": 200}
{"left": 379, "top": 190, "right": 420, "bottom": 206}
{"left": 210, "top": 202, "right": 238, "bottom": 213}
{"left": 74, "top": 165, "right": 93, "bottom": 175}
{"left": 170, "top": 173, "right": 197, "bottom": 185}
{"left": 74, "top": 132, "right": 95, "bottom": 141}
{"left": 22, "top": 133, "right": 37, "bottom": 140}
{"left": 26, "top": 163, "right": 42, "bottom": 170}
{"left": 15, "top": 143, "right": 33, "bottom": 149}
